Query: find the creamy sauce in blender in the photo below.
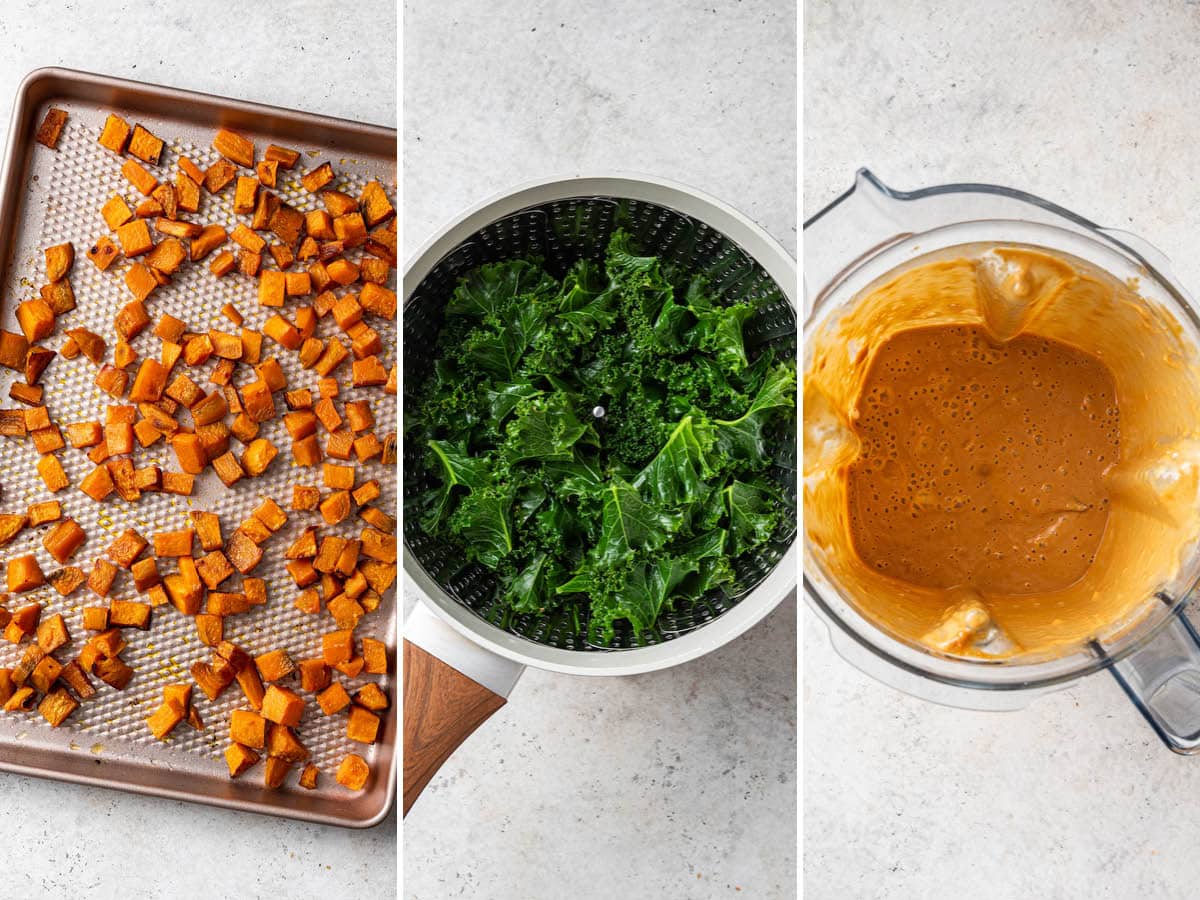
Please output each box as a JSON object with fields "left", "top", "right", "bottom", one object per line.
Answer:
{"left": 847, "top": 324, "right": 1119, "bottom": 595}
{"left": 804, "top": 246, "right": 1200, "bottom": 660}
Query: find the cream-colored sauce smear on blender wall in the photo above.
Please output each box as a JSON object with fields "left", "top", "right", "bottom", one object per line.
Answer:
{"left": 804, "top": 245, "right": 1200, "bottom": 659}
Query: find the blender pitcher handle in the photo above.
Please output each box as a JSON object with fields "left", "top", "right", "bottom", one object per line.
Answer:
{"left": 1107, "top": 602, "right": 1200, "bottom": 753}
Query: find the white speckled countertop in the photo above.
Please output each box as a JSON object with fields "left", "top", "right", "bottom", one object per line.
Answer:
{"left": 806, "top": 1, "right": 1200, "bottom": 897}
{"left": 403, "top": 1, "right": 796, "bottom": 898}
{"left": 0, "top": 4, "right": 396, "bottom": 899}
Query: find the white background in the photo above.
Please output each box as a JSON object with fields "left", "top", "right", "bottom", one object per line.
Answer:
{"left": 806, "top": 1, "right": 1200, "bottom": 897}
{"left": 0, "top": 3, "right": 396, "bottom": 899}
{"left": 404, "top": 1, "right": 797, "bottom": 898}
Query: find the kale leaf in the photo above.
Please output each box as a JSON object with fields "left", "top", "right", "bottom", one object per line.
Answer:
{"left": 408, "top": 230, "right": 795, "bottom": 642}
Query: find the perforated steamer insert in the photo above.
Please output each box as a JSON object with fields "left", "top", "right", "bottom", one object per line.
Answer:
{"left": 0, "top": 69, "right": 397, "bottom": 827}
{"left": 403, "top": 176, "right": 798, "bottom": 814}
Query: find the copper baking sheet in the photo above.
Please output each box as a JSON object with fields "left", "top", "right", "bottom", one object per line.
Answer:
{"left": 0, "top": 68, "right": 396, "bottom": 827}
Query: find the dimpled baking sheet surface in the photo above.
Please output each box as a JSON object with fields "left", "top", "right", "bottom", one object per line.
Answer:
{"left": 0, "top": 69, "right": 396, "bottom": 826}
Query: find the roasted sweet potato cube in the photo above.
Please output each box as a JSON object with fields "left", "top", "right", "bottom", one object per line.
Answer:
{"left": 354, "top": 683, "right": 389, "bottom": 712}
{"left": 0, "top": 514, "right": 27, "bottom": 547}
{"left": 256, "top": 269, "right": 285, "bottom": 308}
{"left": 152, "top": 528, "right": 193, "bottom": 558}
{"left": 321, "top": 629, "right": 354, "bottom": 667}
{"left": 263, "top": 144, "right": 299, "bottom": 168}
{"left": 190, "top": 613, "right": 221, "bottom": 647}
{"left": 261, "top": 684, "right": 304, "bottom": 727}
{"left": 336, "top": 754, "right": 369, "bottom": 791}
{"left": 116, "top": 218, "right": 154, "bottom": 258}
{"left": 190, "top": 224, "right": 227, "bottom": 261}
{"left": 16, "top": 298, "right": 54, "bottom": 343}
{"left": 35, "top": 613, "right": 69, "bottom": 654}
{"left": 190, "top": 511, "right": 222, "bottom": 551}
{"left": 195, "top": 551, "right": 234, "bottom": 590}
{"left": 24, "top": 346, "right": 55, "bottom": 385}
{"left": 0, "top": 334, "right": 28, "bottom": 376}
{"left": 319, "top": 490, "right": 351, "bottom": 525}
{"left": 175, "top": 171, "right": 201, "bottom": 213}
{"left": 4, "top": 687, "right": 36, "bottom": 711}
{"left": 79, "top": 464, "right": 115, "bottom": 501}
{"left": 301, "top": 162, "right": 334, "bottom": 192}
{"left": 359, "top": 282, "right": 397, "bottom": 320}
{"left": 237, "top": 517, "right": 272, "bottom": 546}
{"left": 261, "top": 755, "right": 292, "bottom": 789}
{"left": 38, "top": 687, "right": 78, "bottom": 727}
{"left": 213, "top": 128, "right": 254, "bottom": 167}
{"left": 109, "top": 600, "right": 151, "bottom": 630}
{"left": 130, "top": 556, "right": 160, "bottom": 591}
{"left": 87, "top": 558, "right": 118, "bottom": 598}
{"left": 254, "top": 649, "right": 296, "bottom": 684}
{"left": 94, "top": 655, "right": 134, "bottom": 690}
{"left": 59, "top": 660, "right": 96, "bottom": 699}
{"left": 36, "top": 107, "right": 68, "bottom": 149}
{"left": 226, "top": 708, "right": 266, "bottom": 749}
{"left": 18, "top": 384, "right": 47, "bottom": 408}
{"left": 145, "top": 237, "right": 186, "bottom": 275}
{"left": 262, "top": 314, "right": 300, "bottom": 350}
{"left": 237, "top": 437, "right": 277, "bottom": 477}
{"left": 295, "top": 657, "right": 330, "bottom": 693}
{"left": 122, "top": 159, "right": 158, "bottom": 196}
{"left": 361, "top": 638, "right": 388, "bottom": 675}
{"left": 98, "top": 113, "right": 131, "bottom": 153}
{"left": 204, "top": 158, "right": 238, "bottom": 194}
{"left": 232, "top": 175, "right": 257, "bottom": 215}
{"left": 146, "top": 700, "right": 185, "bottom": 739}
{"left": 359, "top": 180, "right": 395, "bottom": 226}
{"left": 267, "top": 724, "right": 309, "bottom": 763}
{"left": 333, "top": 212, "right": 367, "bottom": 249}
{"left": 7, "top": 555, "right": 44, "bottom": 593}
{"left": 29, "top": 655, "right": 63, "bottom": 694}
{"left": 43, "top": 518, "right": 87, "bottom": 564}
{"left": 291, "top": 434, "right": 321, "bottom": 467}
{"left": 326, "top": 258, "right": 360, "bottom": 286}
{"left": 360, "top": 257, "right": 389, "bottom": 285}
{"left": 106, "top": 529, "right": 147, "bottom": 569}
{"left": 161, "top": 574, "right": 199, "bottom": 615}
{"left": 209, "top": 451, "right": 243, "bottom": 487}
{"left": 255, "top": 158, "right": 278, "bottom": 188}
{"left": 37, "top": 278, "right": 75, "bottom": 316}
{"left": 128, "top": 124, "right": 163, "bottom": 164}
{"left": 268, "top": 203, "right": 305, "bottom": 245}
{"left": 170, "top": 433, "right": 206, "bottom": 474}
{"left": 79, "top": 609, "right": 105, "bottom": 638}
{"left": 191, "top": 660, "right": 231, "bottom": 701}
{"left": 268, "top": 243, "right": 294, "bottom": 272}
{"left": 43, "top": 242, "right": 74, "bottom": 282}
{"left": 314, "top": 338, "right": 349, "bottom": 376}
{"left": 335, "top": 656, "right": 365, "bottom": 679}
{"left": 225, "top": 742, "right": 260, "bottom": 778}
{"left": 226, "top": 531, "right": 263, "bottom": 575}
{"left": 291, "top": 485, "right": 319, "bottom": 512}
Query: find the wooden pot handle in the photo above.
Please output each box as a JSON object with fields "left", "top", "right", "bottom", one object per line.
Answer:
{"left": 403, "top": 638, "right": 507, "bottom": 816}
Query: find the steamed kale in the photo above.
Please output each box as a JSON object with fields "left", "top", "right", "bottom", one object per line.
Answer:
{"left": 408, "top": 230, "right": 795, "bottom": 642}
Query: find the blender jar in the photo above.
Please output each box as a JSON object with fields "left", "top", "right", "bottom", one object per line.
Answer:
{"left": 803, "top": 169, "right": 1200, "bottom": 750}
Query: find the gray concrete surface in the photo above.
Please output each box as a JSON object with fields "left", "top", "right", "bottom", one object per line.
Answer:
{"left": 805, "top": 1, "right": 1200, "bottom": 897}
{"left": 0, "top": 3, "right": 396, "bottom": 899}
{"left": 404, "top": 1, "right": 797, "bottom": 898}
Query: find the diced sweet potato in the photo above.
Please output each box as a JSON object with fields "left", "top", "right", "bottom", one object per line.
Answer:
{"left": 106, "top": 529, "right": 147, "bottom": 568}
{"left": 146, "top": 700, "right": 185, "bottom": 740}
{"left": 301, "top": 162, "right": 334, "bottom": 192}
{"left": 0, "top": 514, "right": 27, "bottom": 547}
{"left": 241, "top": 437, "right": 278, "bottom": 476}
{"left": 44, "top": 242, "right": 74, "bottom": 282}
{"left": 190, "top": 511, "right": 222, "bottom": 551}
{"left": 213, "top": 128, "right": 254, "bottom": 167}
{"left": 254, "top": 649, "right": 296, "bottom": 683}
{"left": 336, "top": 754, "right": 369, "bottom": 791}
{"left": 195, "top": 613, "right": 223, "bottom": 646}
{"left": 122, "top": 159, "right": 158, "bottom": 196}
{"left": 226, "top": 531, "right": 263, "bottom": 575}
{"left": 264, "top": 144, "right": 300, "bottom": 168}
{"left": 190, "top": 224, "right": 227, "bottom": 261}
{"left": 204, "top": 158, "right": 238, "bottom": 194}
{"left": 225, "top": 742, "right": 260, "bottom": 778}
{"left": 109, "top": 599, "right": 151, "bottom": 630}
{"left": 152, "top": 528, "right": 194, "bottom": 557}
{"left": 128, "top": 124, "right": 163, "bottom": 164}
{"left": 233, "top": 175, "right": 258, "bottom": 215}
{"left": 36, "top": 107, "right": 68, "bottom": 149}
{"left": 79, "top": 464, "right": 115, "bottom": 501}
{"left": 94, "top": 655, "right": 134, "bottom": 690}
{"left": 44, "top": 518, "right": 86, "bottom": 563}
{"left": 7, "top": 555, "right": 44, "bottom": 593}
{"left": 230, "top": 708, "right": 267, "bottom": 749}
{"left": 16, "top": 298, "right": 54, "bottom": 343}
{"left": 261, "top": 684, "right": 304, "bottom": 727}
{"left": 38, "top": 687, "right": 79, "bottom": 727}
{"left": 98, "top": 113, "right": 131, "bottom": 153}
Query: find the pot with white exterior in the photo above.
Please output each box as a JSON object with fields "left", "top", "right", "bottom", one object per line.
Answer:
{"left": 403, "top": 175, "right": 798, "bottom": 814}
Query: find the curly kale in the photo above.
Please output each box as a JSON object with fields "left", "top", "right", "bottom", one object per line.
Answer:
{"left": 407, "top": 230, "right": 796, "bottom": 642}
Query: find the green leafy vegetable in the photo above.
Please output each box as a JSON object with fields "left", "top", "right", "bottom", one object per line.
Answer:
{"left": 408, "top": 230, "right": 796, "bottom": 642}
